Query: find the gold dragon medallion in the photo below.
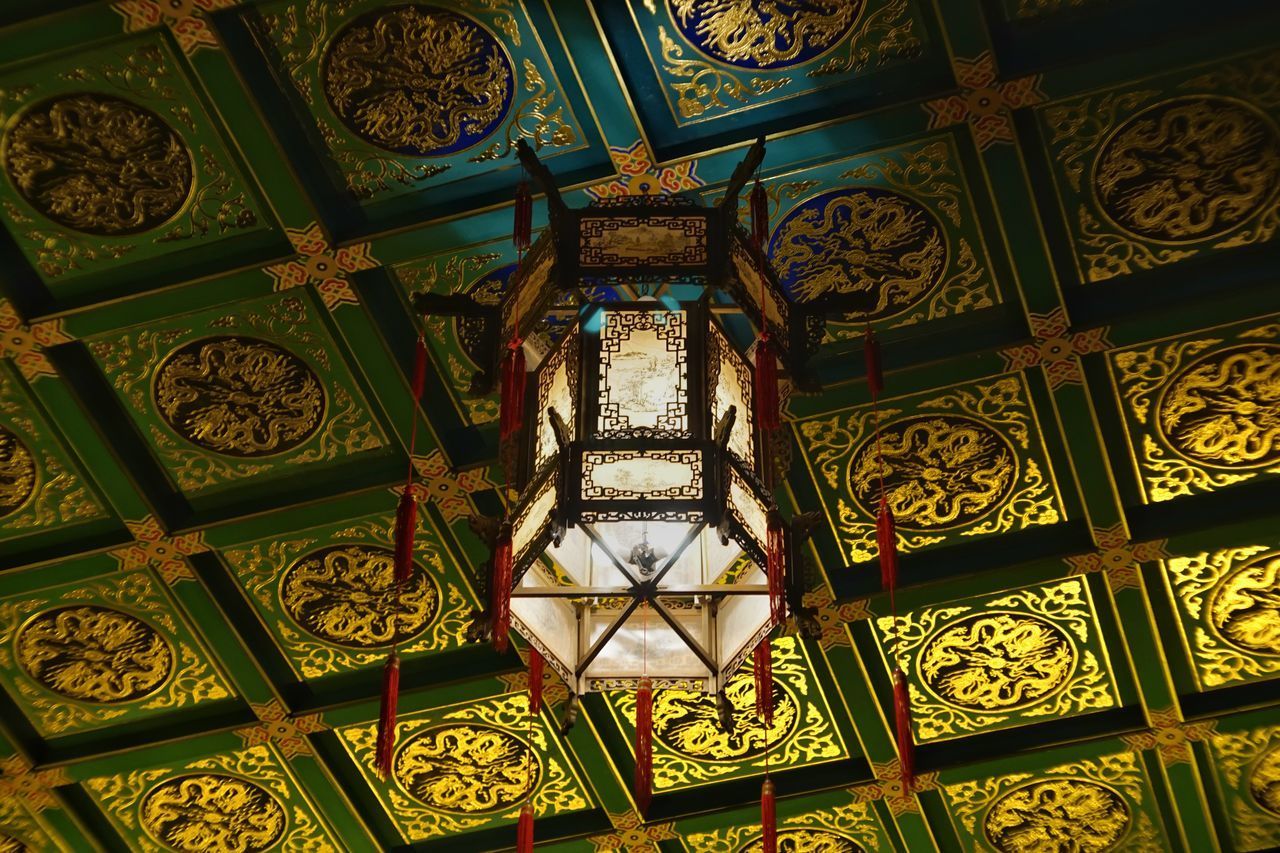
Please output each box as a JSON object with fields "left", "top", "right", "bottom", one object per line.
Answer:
{"left": 1156, "top": 344, "right": 1280, "bottom": 469}
{"left": 1208, "top": 552, "right": 1280, "bottom": 658}
{"left": 984, "top": 779, "right": 1132, "bottom": 851}
{"left": 919, "top": 612, "right": 1076, "bottom": 712}
{"left": 153, "top": 336, "right": 325, "bottom": 458}
{"left": 281, "top": 544, "right": 439, "bottom": 648}
{"left": 849, "top": 415, "right": 1017, "bottom": 531}
{"left": 16, "top": 605, "right": 173, "bottom": 703}
{"left": 770, "top": 187, "right": 948, "bottom": 321}
{"left": 139, "top": 774, "right": 287, "bottom": 852}
{"left": 1251, "top": 744, "right": 1280, "bottom": 817}
{"left": 322, "top": 5, "right": 514, "bottom": 157}
{"left": 653, "top": 671, "right": 798, "bottom": 761}
{"left": 1094, "top": 96, "right": 1280, "bottom": 243}
{"left": 739, "top": 829, "right": 864, "bottom": 852}
{"left": 3, "top": 93, "right": 193, "bottom": 235}
{"left": 394, "top": 724, "right": 540, "bottom": 814}
{"left": 666, "top": 0, "right": 862, "bottom": 69}
{"left": 0, "top": 425, "right": 36, "bottom": 518}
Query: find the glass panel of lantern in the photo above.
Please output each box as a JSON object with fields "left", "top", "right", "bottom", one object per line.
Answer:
{"left": 507, "top": 300, "right": 777, "bottom": 694}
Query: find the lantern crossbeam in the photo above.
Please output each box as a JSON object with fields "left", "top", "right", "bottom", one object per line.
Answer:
{"left": 510, "top": 584, "right": 770, "bottom": 598}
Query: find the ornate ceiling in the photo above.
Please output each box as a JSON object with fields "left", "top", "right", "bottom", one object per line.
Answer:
{"left": 0, "top": 0, "right": 1278, "bottom": 851}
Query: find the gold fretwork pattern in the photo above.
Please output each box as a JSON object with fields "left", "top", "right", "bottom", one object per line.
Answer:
{"left": 1205, "top": 722, "right": 1280, "bottom": 851}
{"left": 940, "top": 750, "right": 1168, "bottom": 851}
{"left": 684, "top": 797, "right": 894, "bottom": 851}
{"left": 1034, "top": 49, "right": 1280, "bottom": 284}
{"left": 1162, "top": 545, "right": 1280, "bottom": 689}
{"left": 1108, "top": 316, "right": 1280, "bottom": 503}
{"left": 0, "top": 569, "right": 233, "bottom": 737}
{"left": 335, "top": 693, "right": 590, "bottom": 843}
{"left": 873, "top": 579, "right": 1118, "bottom": 742}
{"left": 797, "top": 373, "right": 1063, "bottom": 564}
{"left": 83, "top": 744, "right": 340, "bottom": 852}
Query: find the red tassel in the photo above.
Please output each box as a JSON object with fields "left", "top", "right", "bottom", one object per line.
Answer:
{"left": 893, "top": 667, "right": 915, "bottom": 793}
{"left": 529, "top": 648, "right": 544, "bottom": 711}
{"left": 410, "top": 337, "right": 428, "bottom": 401}
{"left": 491, "top": 532, "right": 513, "bottom": 653}
{"left": 864, "top": 328, "right": 883, "bottom": 399}
{"left": 374, "top": 652, "right": 400, "bottom": 779}
{"left": 761, "top": 778, "right": 777, "bottom": 853}
{"left": 499, "top": 339, "right": 527, "bottom": 441}
{"left": 517, "top": 802, "right": 535, "bottom": 852}
{"left": 634, "top": 676, "right": 653, "bottom": 815}
{"left": 754, "top": 334, "right": 780, "bottom": 433}
{"left": 393, "top": 487, "right": 417, "bottom": 584}
{"left": 766, "top": 513, "right": 786, "bottom": 628}
{"left": 514, "top": 181, "right": 532, "bottom": 250}
{"left": 750, "top": 179, "right": 769, "bottom": 249}
{"left": 754, "top": 637, "right": 773, "bottom": 727}
{"left": 877, "top": 497, "right": 897, "bottom": 592}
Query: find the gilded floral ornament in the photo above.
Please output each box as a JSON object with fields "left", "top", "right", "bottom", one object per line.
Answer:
{"left": 153, "top": 336, "right": 326, "bottom": 458}
{"left": 686, "top": 799, "right": 891, "bottom": 851}
{"left": 140, "top": 773, "right": 287, "bottom": 852}
{"left": 0, "top": 301, "right": 73, "bottom": 382}
{"left": 1109, "top": 319, "right": 1280, "bottom": 503}
{"left": 263, "top": 224, "right": 372, "bottom": 310}
{"left": 874, "top": 580, "right": 1115, "bottom": 741}
{"left": 4, "top": 94, "right": 192, "bottom": 236}
{"left": 235, "top": 699, "right": 327, "bottom": 759}
{"left": 1206, "top": 723, "right": 1280, "bottom": 850}
{"left": 322, "top": 5, "right": 514, "bottom": 157}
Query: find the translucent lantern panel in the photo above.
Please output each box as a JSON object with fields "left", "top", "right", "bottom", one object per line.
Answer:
{"left": 590, "top": 520, "right": 701, "bottom": 586}
{"left": 513, "top": 471, "right": 557, "bottom": 568}
{"left": 534, "top": 326, "right": 577, "bottom": 472}
{"left": 596, "top": 309, "right": 689, "bottom": 437}
{"left": 715, "top": 563, "right": 770, "bottom": 675}
{"left": 511, "top": 564, "right": 578, "bottom": 677}
{"left": 708, "top": 321, "right": 754, "bottom": 472}
{"left": 546, "top": 524, "right": 594, "bottom": 587}
{"left": 728, "top": 467, "right": 769, "bottom": 555}
{"left": 583, "top": 605, "right": 709, "bottom": 689}
{"left": 581, "top": 450, "right": 703, "bottom": 501}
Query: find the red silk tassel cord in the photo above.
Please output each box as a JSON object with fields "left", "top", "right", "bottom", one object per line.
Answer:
{"left": 516, "top": 648, "right": 540, "bottom": 852}
{"left": 865, "top": 323, "right": 914, "bottom": 792}
{"left": 376, "top": 337, "right": 429, "bottom": 778}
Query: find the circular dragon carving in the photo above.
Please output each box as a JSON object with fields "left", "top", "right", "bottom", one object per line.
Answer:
{"left": 281, "top": 544, "right": 439, "bottom": 648}
{"left": 1250, "top": 744, "right": 1280, "bottom": 817}
{"left": 769, "top": 187, "right": 947, "bottom": 321}
{"left": 395, "top": 723, "right": 540, "bottom": 814}
{"left": 16, "top": 605, "right": 173, "bottom": 703}
{"left": 1156, "top": 344, "right": 1280, "bottom": 469}
{"left": 653, "top": 671, "right": 798, "bottom": 762}
{"left": 665, "top": 0, "right": 862, "bottom": 69}
{"left": 739, "top": 829, "right": 865, "bottom": 852}
{"left": 919, "top": 612, "right": 1076, "bottom": 711}
{"left": 322, "top": 5, "right": 514, "bottom": 157}
{"left": 0, "top": 425, "right": 36, "bottom": 518}
{"left": 1209, "top": 552, "right": 1280, "bottom": 658}
{"left": 3, "top": 93, "right": 192, "bottom": 236}
{"left": 850, "top": 415, "right": 1017, "bottom": 531}
{"left": 140, "top": 774, "right": 287, "bottom": 852}
{"left": 1094, "top": 96, "right": 1280, "bottom": 243}
{"left": 984, "top": 779, "right": 1132, "bottom": 852}
{"left": 153, "top": 336, "right": 325, "bottom": 458}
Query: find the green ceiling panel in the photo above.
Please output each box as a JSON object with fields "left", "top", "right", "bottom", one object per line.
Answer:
{"left": 0, "top": 567, "right": 235, "bottom": 740}
{"left": 1204, "top": 712, "right": 1280, "bottom": 852}
{"left": 0, "top": 30, "right": 277, "bottom": 303}
{"left": 83, "top": 290, "right": 390, "bottom": 503}
{"left": 219, "top": 507, "right": 477, "bottom": 683}
{"left": 680, "top": 788, "right": 898, "bottom": 851}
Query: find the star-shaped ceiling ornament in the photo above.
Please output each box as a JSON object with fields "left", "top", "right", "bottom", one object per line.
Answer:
{"left": 0, "top": 300, "right": 72, "bottom": 381}
{"left": 1066, "top": 524, "right": 1170, "bottom": 591}
{"left": 111, "top": 0, "right": 239, "bottom": 55}
{"left": 111, "top": 516, "right": 208, "bottom": 584}
{"left": 236, "top": 700, "right": 328, "bottom": 759}
{"left": 925, "top": 53, "right": 1045, "bottom": 150}
{"left": 264, "top": 224, "right": 375, "bottom": 310}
